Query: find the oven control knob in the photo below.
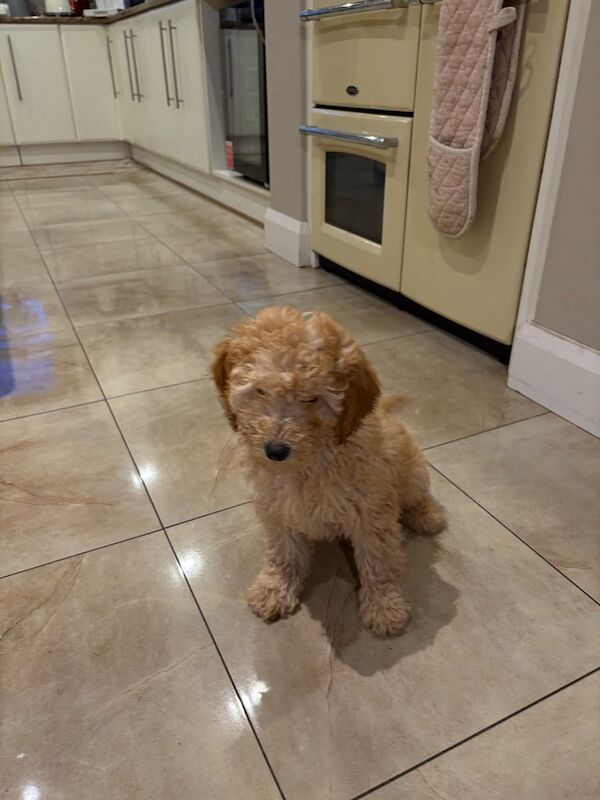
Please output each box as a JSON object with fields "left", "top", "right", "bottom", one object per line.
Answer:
{"left": 346, "top": 85, "right": 359, "bottom": 96}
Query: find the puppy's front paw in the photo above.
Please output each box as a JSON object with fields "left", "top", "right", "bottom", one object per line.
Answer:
{"left": 246, "top": 574, "right": 299, "bottom": 622}
{"left": 359, "top": 583, "right": 411, "bottom": 637}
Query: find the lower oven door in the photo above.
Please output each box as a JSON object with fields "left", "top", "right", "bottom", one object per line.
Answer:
{"left": 304, "top": 109, "right": 412, "bottom": 290}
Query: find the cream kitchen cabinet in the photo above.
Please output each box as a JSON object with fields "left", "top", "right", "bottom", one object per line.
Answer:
{"left": 154, "top": 0, "right": 211, "bottom": 172}
{"left": 0, "top": 70, "right": 15, "bottom": 146}
{"left": 0, "top": 26, "right": 76, "bottom": 144}
{"left": 115, "top": 0, "right": 210, "bottom": 173}
{"left": 61, "top": 26, "right": 121, "bottom": 141}
{"left": 110, "top": 19, "right": 143, "bottom": 147}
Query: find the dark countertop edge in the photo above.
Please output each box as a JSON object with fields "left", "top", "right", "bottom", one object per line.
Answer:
{"left": 0, "top": 0, "right": 186, "bottom": 26}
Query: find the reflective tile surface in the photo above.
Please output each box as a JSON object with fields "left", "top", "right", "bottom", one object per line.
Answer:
{"left": 365, "top": 331, "right": 545, "bottom": 448}
{"left": 428, "top": 414, "right": 600, "bottom": 600}
{"left": 0, "top": 534, "right": 281, "bottom": 800}
{"left": 193, "top": 253, "right": 343, "bottom": 301}
{"left": 169, "top": 475, "right": 600, "bottom": 800}
{"left": 0, "top": 402, "right": 158, "bottom": 576}
{"left": 1, "top": 163, "right": 598, "bottom": 800}
{"left": 0, "top": 284, "right": 70, "bottom": 338}
{"left": 240, "top": 284, "right": 430, "bottom": 344}
{"left": 110, "top": 380, "right": 250, "bottom": 526}
{"left": 57, "top": 264, "right": 229, "bottom": 326}
{"left": 370, "top": 672, "right": 600, "bottom": 800}
{"left": 42, "top": 236, "right": 184, "bottom": 283}
{"left": 78, "top": 304, "right": 245, "bottom": 396}
{"left": 0, "top": 328, "right": 101, "bottom": 421}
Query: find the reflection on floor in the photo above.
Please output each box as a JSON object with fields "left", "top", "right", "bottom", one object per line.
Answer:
{"left": 1, "top": 162, "right": 599, "bottom": 800}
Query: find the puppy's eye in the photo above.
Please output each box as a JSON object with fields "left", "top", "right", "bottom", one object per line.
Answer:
{"left": 255, "top": 388, "right": 265, "bottom": 396}
{"left": 303, "top": 397, "right": 319, "bottom": 404}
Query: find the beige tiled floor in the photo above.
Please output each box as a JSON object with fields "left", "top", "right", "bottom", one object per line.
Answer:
{"left": 1, "top": 163, "right": 599, "bottom": 800}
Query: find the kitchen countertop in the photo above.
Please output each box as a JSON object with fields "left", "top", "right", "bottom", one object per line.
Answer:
{"left": 0, "top": 0, "right": 183, "bottom": 25}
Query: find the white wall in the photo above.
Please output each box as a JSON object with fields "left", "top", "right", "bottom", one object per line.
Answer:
{"left": 508, "top": 0, "right": 600, "bottom": 436}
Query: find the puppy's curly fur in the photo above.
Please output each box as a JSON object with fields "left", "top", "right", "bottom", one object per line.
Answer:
{"left": 212, "top": 307, "right": 446, "bottom": 636}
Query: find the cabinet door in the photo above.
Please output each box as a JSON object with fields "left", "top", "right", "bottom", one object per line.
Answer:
{"left": 159, "top": 0, "right": 211, "bottom": 172}
{"left": 132, "top": 10, "right": 171, "bottom": 157}
{"left": 61, "top": 26, "right": 121, "bottom": 141}
{"left": 111, "top": 20, "right": 146, "bottom": 148}
{"left": 0, "top": 26, "right": 76, "bottom": 144}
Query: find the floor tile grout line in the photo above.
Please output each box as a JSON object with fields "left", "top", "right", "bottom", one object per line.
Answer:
{"left": 164, "top": 499, "right": 253, "bottom": 530}
{"left": 17, "top": 187, "right": 170, "bottom": 535}
{"left": 162, "top": 528, "right": 287, "bottom": 800}
{"left": 0, "top": 528, "right": 162, "bottom": 582}
{"left": 107, "top": 376, "right": 211, "bottom": 401}
{"left": 90, "top": 179, "right": 270, "bottom": 294}
{"left": 0, "top": 500, "right": 253, "bottom": 584}
{"left": 422, "top": 411, "right": 551, "bottom": 454}
{"left": 351, "top": 666, "right": 600, "bottom": 800}
{"left": 0, "top": 397, "right": 105, "bottom": 426}
{"left": 429, "top": 463, "right": 600, "bottom": 607}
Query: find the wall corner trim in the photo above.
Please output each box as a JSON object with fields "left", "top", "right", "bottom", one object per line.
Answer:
{"left": 508, "top": 322, "right": 600, "bottom": 437}
{"left": 264, "top": 208, "right": 312, "bottom": 267}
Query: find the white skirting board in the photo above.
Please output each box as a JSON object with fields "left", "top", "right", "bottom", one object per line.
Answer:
{"left": 0, "top": 146, "right": 20, "bottom": 168}
{"left": 0, "top": 141, "right": 129, "bottom": 168}
{"left": 264, "top": 207, "right": 312, "bottom": 266}
{"left": 131, "top": 147, "right": 269, "bottom": 225}
{"left": 19, "top": 141, "right": 130, "bottom": 165}
{"left": 508, "top": 322, "right": 600, "bottom": 437}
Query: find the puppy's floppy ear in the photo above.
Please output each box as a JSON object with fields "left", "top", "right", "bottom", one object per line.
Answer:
{"left": 211, "top": 337, "right": 237, "bottom": 431}
{"left": 335, "top": 343, "right": 381, "bottom": 443}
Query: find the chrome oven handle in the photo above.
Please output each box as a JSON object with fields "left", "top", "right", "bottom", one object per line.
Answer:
{"left": 301, "top": 0, "right": 437, "bottom": 21}
{"left": 301, "top": 0, "right": 401, "bottom": 21}
{"left": 299, "top": 125, "right": 398, "bottom": 150}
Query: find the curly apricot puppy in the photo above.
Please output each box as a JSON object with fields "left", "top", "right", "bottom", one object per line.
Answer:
{"left": 212, "top": 307, "right": 446, "bottom": 636}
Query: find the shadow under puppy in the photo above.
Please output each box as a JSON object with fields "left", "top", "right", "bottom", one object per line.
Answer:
{"left": 212, "top": 307, "right": 446, "bottom": 636}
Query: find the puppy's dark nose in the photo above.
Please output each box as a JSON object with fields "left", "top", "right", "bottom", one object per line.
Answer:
{"left": 264, "top": 442, "right": 291, "bottom": 462}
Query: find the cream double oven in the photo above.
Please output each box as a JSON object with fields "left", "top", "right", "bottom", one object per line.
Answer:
{"left": 301, "top": 0, "right": 570, "bottom": 353}
{"left": 301, "top": 0, "right": 422, "bottom": 291}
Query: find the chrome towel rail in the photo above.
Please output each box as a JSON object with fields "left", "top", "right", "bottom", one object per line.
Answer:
{"left": 301, "top": 0, "right": 438, "bottom": 22}
{"left": 299, "top": 125, "right": 398, "bottom": 150}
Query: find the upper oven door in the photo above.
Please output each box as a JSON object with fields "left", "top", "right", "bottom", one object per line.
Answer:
{"left": 306, "top": 109, "right": 412, "bottom": 291}
{"left": 309, "top": 0, "right": 421, "bottom": 112}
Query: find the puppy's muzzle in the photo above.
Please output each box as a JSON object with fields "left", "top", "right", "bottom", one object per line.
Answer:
{"left": 264, "top": 442, "right": 291, "bottom": 462}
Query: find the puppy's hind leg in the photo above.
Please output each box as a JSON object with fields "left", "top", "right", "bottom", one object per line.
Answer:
{"left": 247, "top": 511, "right": 312, "bottom": 622}
{"left": 352, "top": 520, "right": 411, "bottom": 637}
{"left": 401, "top": 462, "right": 447, "bottom": 537}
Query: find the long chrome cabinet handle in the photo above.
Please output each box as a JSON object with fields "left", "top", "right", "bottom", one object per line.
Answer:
{"left": 130, "top": 30, "right": 143, "bottom": 101}
{"left": 299, "top": 124, "right": 398, "bottom": 150}
{"left": 7, "top": 35, "right": 23, "bottom": 101}
{"left": 300, "top": 0, "right": 437, "bottom": 21}
{"left": 158, "top": 21, "right": 173, "bottom": 106}
{"left": 123, "top": 30, "right": 135, "bottom": 101}
{"left": 168, "top": 21, "right": 183, "bottom": 108}
{"left": 106, "top": 37, "right": 118, "bottom": 99}
{"left": 226, "top": 37, "right": 234, "bottom": 98}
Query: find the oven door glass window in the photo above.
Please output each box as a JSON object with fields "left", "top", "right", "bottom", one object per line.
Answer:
{"left": 325, "top": 152, "right": 386, "bottom": 244}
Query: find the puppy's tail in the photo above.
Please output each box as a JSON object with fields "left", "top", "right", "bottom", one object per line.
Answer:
{"left": 378, "top": 394, "right": 410, "bottom": 415}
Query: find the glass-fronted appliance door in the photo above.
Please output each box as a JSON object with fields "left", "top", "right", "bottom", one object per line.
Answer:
{"left": 306, "top": 110, "right": 412, "bottom": 291}
{"left": 220, "top": 2, "right": 269, "bottom": 187}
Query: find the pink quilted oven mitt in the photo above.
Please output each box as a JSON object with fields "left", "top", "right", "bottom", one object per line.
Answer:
{"left": 427, "top": 0, "right": 526, "bottom": 238}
